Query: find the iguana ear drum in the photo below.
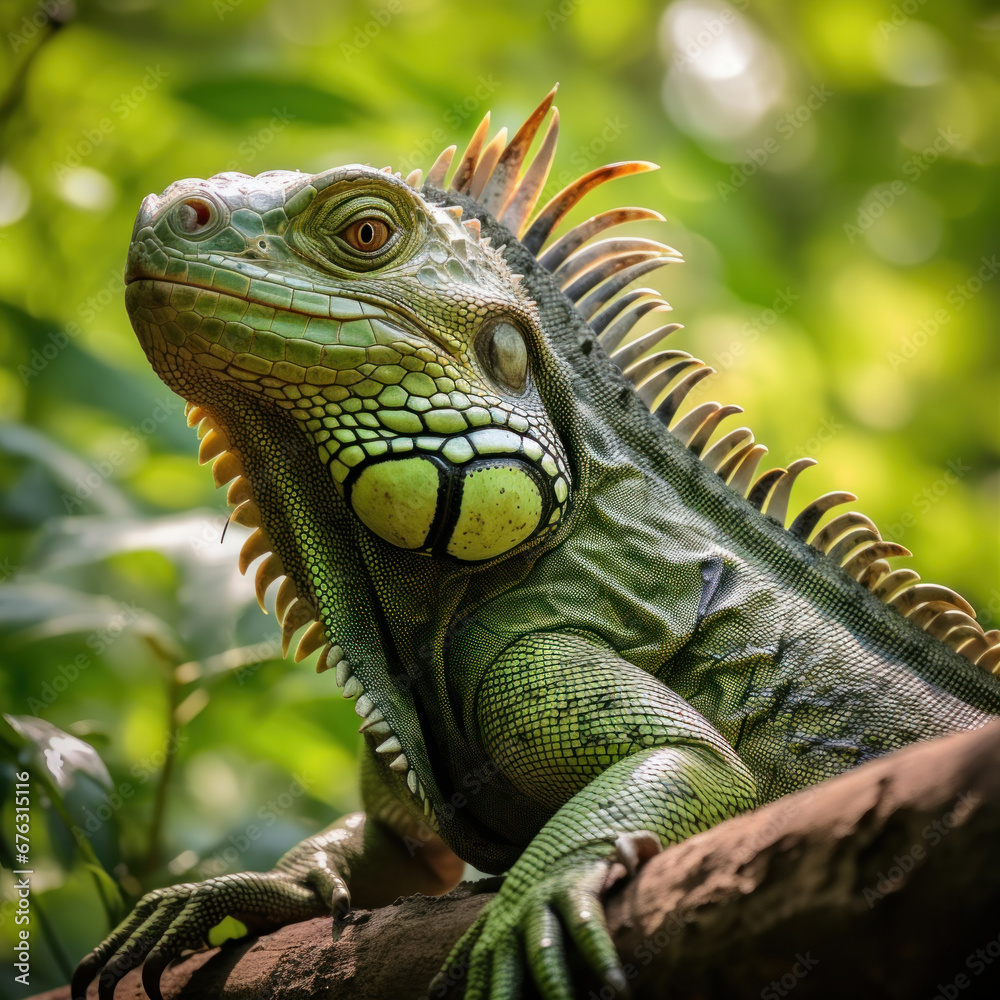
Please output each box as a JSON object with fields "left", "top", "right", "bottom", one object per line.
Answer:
{"left": 346, "top": 454, "right": 554, "bottom": 561}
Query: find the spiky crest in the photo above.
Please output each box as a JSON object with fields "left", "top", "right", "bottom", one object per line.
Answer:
{"left": 423, "top": 90, "right": 1000, "bottom": 676}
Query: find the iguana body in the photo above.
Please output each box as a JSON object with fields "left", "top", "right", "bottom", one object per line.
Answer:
{"left": 74, "top": 90, "right": 1000, "bottom": 1000}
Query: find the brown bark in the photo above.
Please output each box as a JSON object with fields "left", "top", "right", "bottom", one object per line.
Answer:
{"left": 42, "top": 721, "right": 1000, "bottom": 1000}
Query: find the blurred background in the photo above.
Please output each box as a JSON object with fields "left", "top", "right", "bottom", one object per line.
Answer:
{"left": 0, "top": 0, "right": 998, "bottom": 989}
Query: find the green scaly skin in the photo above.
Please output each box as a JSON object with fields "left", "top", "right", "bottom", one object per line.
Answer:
{"left": 73, "top": 108, "right": 1000, "bottom": 1000}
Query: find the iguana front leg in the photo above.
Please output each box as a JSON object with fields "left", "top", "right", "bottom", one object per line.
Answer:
{"left": 71, "top": 746, "right": 463, "bottom": 1000}
{"left": 436, "top": 632, "right": 758, "bottom": 999}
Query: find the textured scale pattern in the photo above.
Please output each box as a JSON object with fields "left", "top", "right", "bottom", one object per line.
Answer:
{"left": 73, "top": 90, "right": 1000, "bottom": 1000}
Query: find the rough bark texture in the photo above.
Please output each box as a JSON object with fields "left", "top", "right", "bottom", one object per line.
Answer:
{"left": 43, "top": 721, "right": 1000, "bottom": 1000}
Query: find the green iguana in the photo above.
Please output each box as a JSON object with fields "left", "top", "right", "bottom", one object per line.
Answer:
{"left": 73, "top": 88, "right": 1000, "bottom": 1000}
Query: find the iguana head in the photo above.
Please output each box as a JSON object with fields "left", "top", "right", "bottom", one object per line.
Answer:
{"left": 126, "top": 162, "right": 572, "bottom": 562}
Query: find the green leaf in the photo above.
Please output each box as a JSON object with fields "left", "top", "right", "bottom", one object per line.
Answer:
{"left": 22, "top": 512, "right": 262, "bottom": 662}
{"left": 0, "top": 423, "right": 134, "bottom": 517}
{"left": 0, "top": 581, "right": 182, "bottom": 660}
{"left": 3, "top": 714, "right": 112, "bottom": 790}
{"left": 174, "top": 77, "right": 367, "bottom": 126}
{"left": 2, "top": 716, "right": 124, "bottom": 917}
{"left": 83, "top": 863, "right": 126, "bottom": 923}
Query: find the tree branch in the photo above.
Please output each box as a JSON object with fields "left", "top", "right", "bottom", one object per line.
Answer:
{"left": 44, "top": 721, "right": 1000, "bottom": 1000}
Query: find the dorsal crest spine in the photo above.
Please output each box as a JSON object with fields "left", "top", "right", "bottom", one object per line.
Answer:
{"left": 423, "top": 89, "right": 1000, "bottom": 676}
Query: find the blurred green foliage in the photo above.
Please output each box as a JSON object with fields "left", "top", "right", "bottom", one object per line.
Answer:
{"left": 0, "top": 0, "right": 997, "bottom": 989}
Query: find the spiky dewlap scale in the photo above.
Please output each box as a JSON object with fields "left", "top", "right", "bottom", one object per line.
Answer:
{"left": 187, "top": 399, "right": 436, "bottom": 821}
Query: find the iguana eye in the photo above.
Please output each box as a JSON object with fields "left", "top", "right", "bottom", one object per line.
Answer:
{"left": 339, "top": 217, "right": 392, "bottom": 253}
{"left": 478, "top": 320, "right": 528, "bottom": 395}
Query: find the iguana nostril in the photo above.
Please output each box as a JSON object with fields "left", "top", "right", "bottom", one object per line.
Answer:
{"left": 175, "top": 197, "right": 215, "bottom": 234}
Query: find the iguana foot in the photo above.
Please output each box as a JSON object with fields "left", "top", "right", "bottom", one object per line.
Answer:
{"left": 433, "top": 846, "right": 629, "bottom": 1000}
{"left": 70, "top": 870, "right": 332, "bottom": 1000}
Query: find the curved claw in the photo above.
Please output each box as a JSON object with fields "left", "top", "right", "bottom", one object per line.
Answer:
{"left": 72, "top": 948, "right": 110, "bottom": 1000}
{"left": 305, "top": 860, "right": 351, "bottom": 918}
{"left": 308, "top": 866, "right": 350, "bottom": 939}
{"left": 140, "top": 949, "right": 171, "bottom": 1000}
{"left": 613, "top": 829, "right": 662, "bottom": 877}
{"left": 73, "top": 888, "right": 181, "bottom": 999}
{"left": 98, "top": 940, "right": 150, "bottom": 1000}
{"left": 100, "top": 905, "right": 185, "bottom": 1000}
{"left": 555, "top": 880, "right": 629, "bottom": 998}
{"left": 331, "top": 888, "right": 352, "bottom": 944}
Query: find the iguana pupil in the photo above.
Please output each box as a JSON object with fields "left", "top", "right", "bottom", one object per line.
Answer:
{"left": 342, "top": 217, "right": 391, "bottom": 252}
